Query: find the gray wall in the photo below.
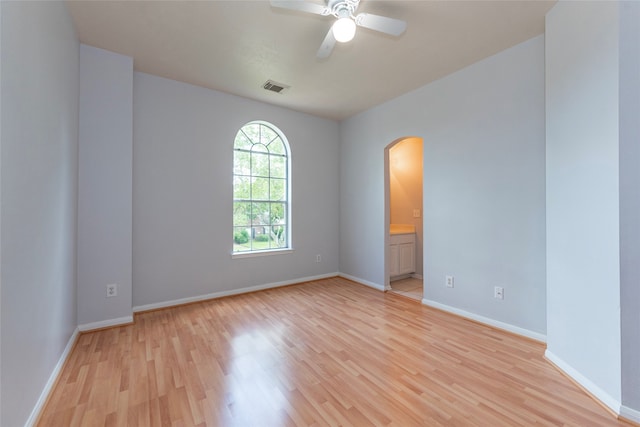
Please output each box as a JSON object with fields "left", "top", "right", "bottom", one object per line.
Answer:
{"left": 2, "top": 1, "right": 637, "bottom": 422}
{"left": 340, "top": 36, "right": 546, "bottom": 335}
{"left": 132, "top": 73, "right": 340, "bottom": 308}
{"left": 1, "top": 3, "right": 3, "bottom": 419}
{"left": 619, "top": 0, "right": 640, "bottom": 416}
{"left": 0, "top": 2, "right": 79, "bottom": 426}
{"left": 545, "top": 0, "right": 621, "bottom": 409}
{"left": 77, "top": 45, "right": 133, "bottom": 327}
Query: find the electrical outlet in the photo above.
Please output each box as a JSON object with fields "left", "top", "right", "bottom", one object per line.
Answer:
{"left": 316, "top": 254, "right": 322, "bottom": 263}
{"left": 106, "top": 284, "right": 118, "bottom": 298}
{"left": 446, "top": 275, "right": 454, "bottom": 288}
{"left": 413, "top": 209, "right": 421, "bottom": 218}
{"left": 494, "top": 286, "right": 504, "bottom": 300}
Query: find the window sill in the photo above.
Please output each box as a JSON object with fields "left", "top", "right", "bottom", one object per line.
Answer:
{"left": 231, "top": 248, "right": 294, "bottom": 259}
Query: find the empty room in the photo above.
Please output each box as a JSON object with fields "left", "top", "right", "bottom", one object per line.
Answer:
{"left": 1, "top": 0, "right": 639, "bottom": 426}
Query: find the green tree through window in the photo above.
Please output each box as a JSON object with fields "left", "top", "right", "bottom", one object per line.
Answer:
{"left": 233, "top": 121, "right": 290, "bottom": 253}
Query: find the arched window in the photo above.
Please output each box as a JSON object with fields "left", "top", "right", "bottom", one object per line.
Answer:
{"left": 233, "top": 121, "right": 291, "bottom": 254}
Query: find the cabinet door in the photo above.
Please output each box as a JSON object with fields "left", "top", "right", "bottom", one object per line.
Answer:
{"left": 398, "top": 242, "right": 415, "bottom": 275}
{"left": 389, "top": 244, "right": 400, "bottom": 277}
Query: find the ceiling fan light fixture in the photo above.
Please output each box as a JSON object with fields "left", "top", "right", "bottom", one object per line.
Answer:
{"left": 332, "top": 17, "right": 356, "bottom": 43}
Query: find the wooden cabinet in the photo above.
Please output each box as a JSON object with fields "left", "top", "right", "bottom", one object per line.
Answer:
{"left": 389, "top": 233, "right": 416, "bottom": 278}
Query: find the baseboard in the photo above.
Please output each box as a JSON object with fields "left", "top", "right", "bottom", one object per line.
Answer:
{"left": 133, "top": 272, "right": 340, "bottom": 313}
{"left": 78, "top": 315, "right": 134, "bottom": 332}
{"left": 390, "top": 273, "right": 412, "bottom": 281}
{"left": 544, "top": 349, "right": 621, "bottom": 416}
{"left": 421, "top": 298, "right": 546, "bottom": 343}
{"left": 621, "top": 405, "right": 640, "bottom": 425}
{"left": 337, "top": 273, "right": 385, "bottom": 291}
{"left": 25, "top": 327, "right": 80, "bottom": 427}
{"left": 411, "top": 273, "right": 423, "bottom": 280}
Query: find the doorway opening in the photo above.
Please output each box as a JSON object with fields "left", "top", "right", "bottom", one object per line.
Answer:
{"left": 384, "top": 137, "right": 424, "bottom": 301}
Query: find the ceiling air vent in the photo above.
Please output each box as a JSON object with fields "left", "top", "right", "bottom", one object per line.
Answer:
{"left": 263, "top": 80, "right": 290, "bottom": 94}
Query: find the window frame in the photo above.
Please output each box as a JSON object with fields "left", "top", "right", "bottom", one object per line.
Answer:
{"left": 231, "top": 120, "right": 292, "bottom": 258}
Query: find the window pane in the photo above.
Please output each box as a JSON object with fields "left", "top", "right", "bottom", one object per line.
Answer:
{"left": 252, "top": 202, "right": 270, "bottom": 225}
{"left": 234, "top": 132, "right": 252, "bottom": 150}
{"left": 243, "top": 124, "right": 260, "bottom": 143}
{"left": 270, "top": 203, "right": 286, "bottom": 224}
{"left": 251, "top": 226, "right": 271, "bottom": 250}
{"left": 251, "top": 177, "right": 270, "bottom": 201}
{"left": 270, "top": 178, "right": 286, "bottom": 201}
{"left": 233, "top": 176, "right": 250, "bottom": 200}
{"left": 269, "top": 138, "right": 285, "bottom": 155}
{"left": 234, "top": 151, "right": 250, "bottom": 175}
{"left": 233, "top": 202, "right": 251, "bottom": 226}
{"left": 270, "top": 225, "right": 286, "bottom": 248}
{"left": 270, "top": 155, "right": 286, "bottom": 178}
{"left": 261, "top": 125, "right": 278, "bottom": 146}
{"left": 233, "top": 227, "right": 251, "bottom": 252}
{"left": 251, "top": 152, "right": 270, "bottom": 177}
{"left": 251, "top": 143, "right": 269, "bottom": 154}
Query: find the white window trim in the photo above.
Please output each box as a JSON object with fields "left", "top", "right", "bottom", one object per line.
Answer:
{"left": 231, "top": 248, "right": 294, "bottom": 259}
{"left": 232, "top": 120, "right": 292, "bottom": 255}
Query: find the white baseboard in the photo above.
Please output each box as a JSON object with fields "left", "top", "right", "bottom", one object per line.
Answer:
{"left": 78, "top": 315, "right": 133, "bottom": 332}
{"left": 421, "top": 298, "right": 546, "bottom": 343}
{"left": 411, "top": 273, "right": 423, "bottom": 280}
{"left": 390, "top": 273, "right": 412, "bottom": 281}
{"left": 621, "top": 405, "right": 640, "bottom": 424}
{"left": 25, "top": 327, "right": 80, "bottom": 427}
{"left": 544, "top": 349, "right": 621, "bottom": 416}
{"left": 338, "top": 273, "right": 385, "bottom": 291}
{"left": 133, "top": 272, "right": 340, "bottom": 313}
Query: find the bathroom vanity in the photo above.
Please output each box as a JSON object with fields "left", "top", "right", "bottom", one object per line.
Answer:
{"left": 389, "top": 224, "right": 416, "bottom": 279}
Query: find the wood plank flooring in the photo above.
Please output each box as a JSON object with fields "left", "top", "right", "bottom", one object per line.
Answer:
{"left": 38, "top": 277, "right": 630, "bottom": 426}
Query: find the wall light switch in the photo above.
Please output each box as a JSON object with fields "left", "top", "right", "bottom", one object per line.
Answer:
{"left": 413, "top": 209, "right": 421, "bottom": 218}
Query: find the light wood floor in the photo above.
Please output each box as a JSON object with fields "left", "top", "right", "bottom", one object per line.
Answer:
{"left": 38, "top": 277, "right": 630, "bottom": 426}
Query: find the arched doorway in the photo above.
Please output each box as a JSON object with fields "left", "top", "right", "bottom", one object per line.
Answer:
{"left": 384, "top": 137, "right": 424, "bottom": 299}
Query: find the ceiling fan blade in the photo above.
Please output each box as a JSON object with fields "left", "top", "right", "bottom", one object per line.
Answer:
{"left": 355, "top": 13, "right": 407, "bottom": 37}
{"left": 270, "top": 0, "right": 329, "bottom": 16}
{"left": 316, "top": 28, "right": 336, "bottom": 59}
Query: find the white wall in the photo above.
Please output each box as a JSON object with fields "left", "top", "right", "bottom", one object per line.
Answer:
{"left": 545, "top": 0, "right": 621, "bottom": 410}
{"left": 619, "top": 0, "right": 640, "bottom": 417}
{"left": 0, "top": 2, "right": 79, "bottom": 426}
{"left": 77, "top": 45, "right": 133, "bottom": 327}
{"left": 1, "top": 2, "right": 4, "bottom": 421}
{"left": 0, "top": 2, "right": 3, "bottom": 420}
{"left": 132, "top": 73, "right": 340, "bottom": 308}
{"left": 340, "top": 36, "right": 546, "bottom": 335}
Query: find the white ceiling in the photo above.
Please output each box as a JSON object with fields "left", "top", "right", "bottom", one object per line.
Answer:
{"left": 67, "top": 0, "right": 555, "bottom": 120}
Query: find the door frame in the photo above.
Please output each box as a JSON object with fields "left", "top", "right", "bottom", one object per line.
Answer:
{"left": 384, "top": 136, "right": 424, "bottom": 291}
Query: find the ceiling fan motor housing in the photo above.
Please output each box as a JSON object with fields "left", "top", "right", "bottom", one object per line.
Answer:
{"left": 327, "top": 0, "right": 360, "bottom": 18}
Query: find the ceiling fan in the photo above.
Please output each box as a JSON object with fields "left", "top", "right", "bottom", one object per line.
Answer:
{"left": 270, "top": 0, "right": 407, "bottom": 59}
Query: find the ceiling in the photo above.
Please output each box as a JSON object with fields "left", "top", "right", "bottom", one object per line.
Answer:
{"left": 67, "top": 0, "right": 555, "bottom": 121}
